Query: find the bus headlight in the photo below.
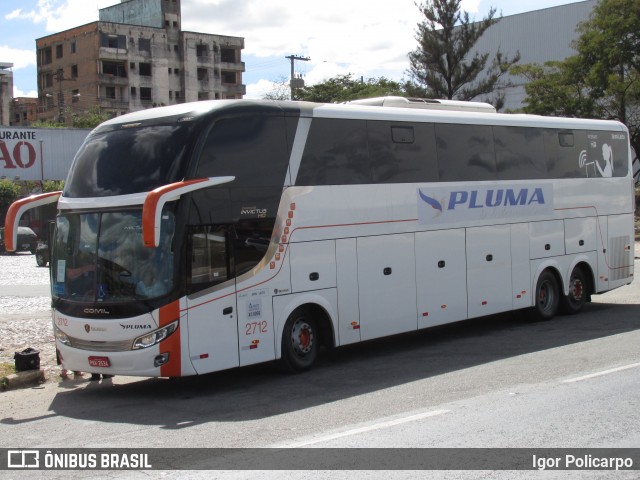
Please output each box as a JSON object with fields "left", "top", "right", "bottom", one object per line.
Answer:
{"left": 54, "top": 325, "right": 71, "bottom": 346}
{"left": 132, "top": 321, "right": 178, "bottom": 349}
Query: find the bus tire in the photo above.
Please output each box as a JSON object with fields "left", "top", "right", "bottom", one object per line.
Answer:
{"left": 279, "top": 307, "right": 318, "bottom": 373}
{"left": 560, "top": 266, "right": 587, "bottom": 315}
{"left": 528, "top": 270, "right": 560, "bottom": 321}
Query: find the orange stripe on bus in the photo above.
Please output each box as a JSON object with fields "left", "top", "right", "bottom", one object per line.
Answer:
{"left": 159, "top": 300, "right": 181, "bottom": 377}
{"left": 142, "top": 178, "right": 208, "bottom": 248}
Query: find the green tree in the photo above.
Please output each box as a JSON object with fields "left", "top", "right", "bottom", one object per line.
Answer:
{"left": 513, "top": 0, "right": 640, "bottom": 155}
{"left": 43, "top": 180, "right": 65, "bottom": 192}
{"left": 0, "top": 179, "right": 21, "bottom": 224}
{"left": 71, "top": 106, "right": 111, "bottom": 129}
{"left": 296, "top": 74, "right": 406, "bottom": 103}
{"left": 407, "top": 0, "right": 519, "bottom": 108}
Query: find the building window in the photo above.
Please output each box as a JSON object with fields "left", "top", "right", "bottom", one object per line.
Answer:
{"left": 100, "top": 33, "right": 126, "bottom": 49}
{"left": 39, "top": 47, "right": 52, "bottom": 66}
{"left": 56, "top": 44, "right": 63, "bottom": 59}
{"left": 198, "top": 92, "right": 209, "bottom": 100}
{"left": 173, "top": 21, "right": 178, "bottom": 28}
{"left": 139, "top": 62, "right": 152, "bottom": 76}
{"left": 70, "top": 40, "right": 76, "bottom": 54}
{"left": 174, "top": 44, "right": 179, "bottom": 52}
{"left": 168, "top": 67, "right": 172, "bottom": 74}
{"left": 174, "top": 68, "right": 180, "bottom": 75}
{"left": 196, "top": 44, "right": 208, "bottom": 58}
{"left": 221, "top": 71, "right": 236, "bottom": 84}
{"left": 130, "top": 62, "right": 136, "bottom": 70}
{"left": 105, "top": 86, "right": 116, "bottom": 99}
{"left": 175, "top": 91, "right": 181, "bottom": 99}
{"left": 140, "top": 87, "right": 152, "bottom": 101}
{"left": 103, "top": 61, "right": 127, "bottom": 77}
{"left": 72, "top": 89, "right": 80, "bottom": 103}
{"left": 130, "top": 86, "right": 137, "bottom": 97}
{"left": 71, "top": 64, "right": 78, "bottom": 78}
{"left": 139, "top": 38, "right": 151, "bottom": 53}
{"left": 221, "top": 48, "right": 235, "bottom": 63}
{"left": 197, "top": 68, "right": 208, "bottom": 81}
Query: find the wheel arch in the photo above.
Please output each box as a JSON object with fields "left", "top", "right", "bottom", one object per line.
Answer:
{"left": 273, "top": 290, "right": 337, "bottom": 360}
{"left": 564, "top": 258, "right": 595, "bottom": 298}
{"left": 531, "top": 260, "right": 564, "bottom": 307}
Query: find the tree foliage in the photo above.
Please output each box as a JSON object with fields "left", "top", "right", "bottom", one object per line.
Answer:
{"left": 514, "top": 0, "right": 640, "bottom": 155}
{"left": 295, "top": 74, "right": 406, "bottom": 103}
{"left": 0, "top": 179, "right": 21, "bottom": 222}
{"left": 407, "top": 0, "right": 519, "bottom": 107}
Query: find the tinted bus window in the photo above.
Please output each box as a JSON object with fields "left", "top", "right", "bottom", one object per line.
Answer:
{"left": 368, "top": 121, "right": 439, "bottom": 184}
{"left": 436, "top": 124, "right": 497, "bottom": 181}
{"left": 297, "top": 118, "right": 370, "bottom": 185}
{"left": 544, "top": 129, "right": 588, "bottom": 178}
{"left": 197, "top": 115, "right": 289, "bottom": 187}
{"left": 494, "top": 126, "right": 548, "bottom": 180}
{"left": 586, "top": 130, "right": 629, "bottom": 178}
{"left": 66, "top": 124, "right": 193, "bottom": 197}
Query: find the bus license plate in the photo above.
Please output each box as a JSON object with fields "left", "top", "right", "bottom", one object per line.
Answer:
{"left": 88, "top": 356, "right": 111, "bottom": 368}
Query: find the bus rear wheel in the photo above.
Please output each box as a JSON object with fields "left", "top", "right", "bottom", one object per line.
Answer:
{"left": 560, "top": 266, "right": 588, "bottom": 315}
{"left": 528, "top": 270, "right": 560, "bottom": 321}
{"left": 279, "top": 308, "right": 318, "bottom": 373}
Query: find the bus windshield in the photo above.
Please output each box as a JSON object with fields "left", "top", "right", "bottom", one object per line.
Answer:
{"left": 51, "top": 209, "right": 175, "bottom": 303}
{"left": 64, "top": 124, "right": 194, "bottom": 197}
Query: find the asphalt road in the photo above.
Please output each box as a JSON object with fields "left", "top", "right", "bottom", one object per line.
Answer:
{"left": 0, "top": 256, "right": 638, "bottom": 479}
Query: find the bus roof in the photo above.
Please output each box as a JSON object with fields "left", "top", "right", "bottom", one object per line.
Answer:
{"left": 95, "top": 99, "right": 627, "bottom": 134}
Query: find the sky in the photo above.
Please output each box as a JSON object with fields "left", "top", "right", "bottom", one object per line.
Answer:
{"left": 1, "top": 0, "right": 587, "bottom": 99}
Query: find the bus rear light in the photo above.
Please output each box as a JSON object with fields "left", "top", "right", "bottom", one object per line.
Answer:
{"left": 133, "top": 320, "right": 178, "bottom": 349}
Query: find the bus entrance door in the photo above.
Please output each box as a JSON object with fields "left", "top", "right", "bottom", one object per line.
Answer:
{"left": 185, "top": 226, "right": 239, "bottom": 374}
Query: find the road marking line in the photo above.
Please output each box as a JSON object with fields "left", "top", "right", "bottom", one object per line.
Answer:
{"left": 286, "top": 409, "right": 450, "bottom": 448}
{"left": 562, "top": 362, "right": 640, "bottom": 383}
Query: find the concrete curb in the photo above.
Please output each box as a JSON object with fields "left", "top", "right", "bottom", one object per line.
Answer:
{"left": 1, "top": 369, "right": 45, "bottom": 391}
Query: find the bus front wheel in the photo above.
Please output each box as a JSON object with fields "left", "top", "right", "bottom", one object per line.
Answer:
{"left": 529, "top": 270, "right": 560, "bottom": 321}
{"left": 279, "top": 308, "right": 318, "bottom": 373}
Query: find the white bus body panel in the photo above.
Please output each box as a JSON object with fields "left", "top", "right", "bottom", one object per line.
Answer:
{"left": 336, "top": 238, "right": 361, "bottom": 345}
{"left": 529, "top": 220, "right": 565, "bottom": 259}
{"left": 606, "top": 214, "right": 634, "bottom": 290}
{"left": 290, "top": 240, "right": 337, "bottom": 293}
{"left": 466, "top": 225, "right": 513, "bottom": 318}
{"left": 415, "top": 229, "right": 467, "bottom": 328}
{"left": 564, "top": 217, "right": 597, "bottom": 254}
{"left": 510, "top": 223, "right": 532, "bottom": 310}
{"left": 186, "top": 284, "right": 239, "bottom": 374}
{"left": 357, "top": 233, "right": 418, "bottom": 340}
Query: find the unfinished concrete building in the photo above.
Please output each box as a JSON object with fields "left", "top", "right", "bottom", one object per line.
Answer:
{"left": 0, "top": 62, "right": 13, "bottom": 126}
{"left": 36, "top": 0, "right": 245, "bottom": 123}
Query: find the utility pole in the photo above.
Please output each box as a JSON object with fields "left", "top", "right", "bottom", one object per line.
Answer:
{"left": 285, "top": 55, "right": 310, "bottom": 100}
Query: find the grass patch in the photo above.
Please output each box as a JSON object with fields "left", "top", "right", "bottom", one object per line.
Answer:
{"left": 0, "top": 362, "right": 16, "bottom": 378}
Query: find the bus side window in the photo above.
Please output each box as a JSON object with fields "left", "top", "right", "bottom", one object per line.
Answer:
{"left": 188, "top": 225, "right": 231, "bottom": 292}
{"left": 435, "top": 124, "right": 497, "bottom": 182}
{"left": 544, "top": 129, "right": 588, "bottom": 178}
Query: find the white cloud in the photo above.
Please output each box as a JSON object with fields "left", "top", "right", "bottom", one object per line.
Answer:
{"left": 13, "top": 86, "right": 38, "bottom": 98}
{"left": 0, "top": 46, "right": 36, "bottom": 70}
{"left": 4, "top": 0, "right": 120, "bottom": 32}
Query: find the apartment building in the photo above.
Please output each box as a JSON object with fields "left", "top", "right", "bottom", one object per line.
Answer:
{"left": 36, "top": 0, "right": 245, "bottom": 123}
{"left": 0, "top": 62, "right": 13, "bottom": 126}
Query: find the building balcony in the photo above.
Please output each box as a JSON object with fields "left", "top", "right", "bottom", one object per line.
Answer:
{"left": 220, "top": 61, "right": 245, "bottom": 72}
{"left": 98, "top": 97, "right": 129, "bottom": 109}
{"left": 98, "top": 73, "right": 129, "bottom": 86}
{"left": 99, "top": 47, "right": 128, "bottom": 59}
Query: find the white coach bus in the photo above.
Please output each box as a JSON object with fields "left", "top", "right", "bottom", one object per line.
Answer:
{"left": 5, "top": 99, "right": 635, "bottom": 377}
